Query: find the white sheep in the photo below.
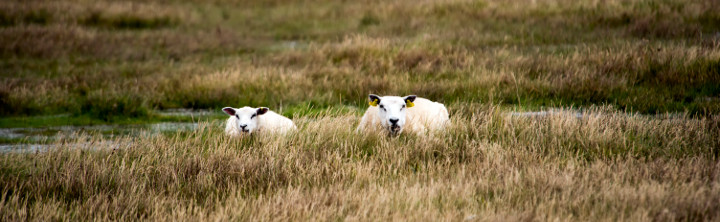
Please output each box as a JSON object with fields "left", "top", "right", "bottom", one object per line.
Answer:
{"left": 222, "top": 106, "right": 296, "bottom": 136}
{"left": 357, "top": 94, "right": 450, "bottom": 136}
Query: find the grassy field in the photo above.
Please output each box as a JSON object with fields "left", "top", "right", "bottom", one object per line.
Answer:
{"left": 2, "top": 107, "right": 719, "bottom": 220}
{"left": 2, "top": 0, "right": 719, "bottom": 120}
{"left": 1, "top": 0, "right": 720, "bottom": 220}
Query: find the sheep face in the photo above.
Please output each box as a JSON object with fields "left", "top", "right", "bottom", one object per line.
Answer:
{"left": 222, "top": 106, "right": 269, "bottom": 134}
{"left": 368, "top": 94, "right": 417, "bottom": 136}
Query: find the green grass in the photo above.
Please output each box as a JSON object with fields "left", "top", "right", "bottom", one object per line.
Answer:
{"left": 1, "top": 0, "right": 719, "bottom": 125}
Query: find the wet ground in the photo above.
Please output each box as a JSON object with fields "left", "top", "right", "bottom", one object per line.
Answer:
{"left": 0, "top": 109, "right": 215, "bottom": 152}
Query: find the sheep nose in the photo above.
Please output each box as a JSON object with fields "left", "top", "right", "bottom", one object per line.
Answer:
{"left": 239, "top": 124, "right": 248, "bottom": 129}
{"left": 389, "top": 118, "right": 399, "bottom": 125}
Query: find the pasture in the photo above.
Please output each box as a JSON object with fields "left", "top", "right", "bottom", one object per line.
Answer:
{"left": 1, "top": 0, "right": 719, "bottom": 220}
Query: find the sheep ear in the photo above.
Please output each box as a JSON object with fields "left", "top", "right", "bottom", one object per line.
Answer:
{"left": 368, "top": 94, "right": 380, "bottom": 107}
{"left": 257, "top": 107, "right": 269, "bottom": 115}
{"left": 404, "top": 95, "right": 417, "bottom": 108}
{"left": 222, "top": 107, "right": 236, "bottom": 116}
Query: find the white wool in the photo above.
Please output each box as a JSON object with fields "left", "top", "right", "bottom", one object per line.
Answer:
{"left": 223, "top": 107, "right": 296, "bottom": 136}
{"left": 357, "top": 96, "right": 449, "bottom": 136}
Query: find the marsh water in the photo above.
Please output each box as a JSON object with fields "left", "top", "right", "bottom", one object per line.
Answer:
{"left": 0, "top": 109, "right": 215, "bottom": 152}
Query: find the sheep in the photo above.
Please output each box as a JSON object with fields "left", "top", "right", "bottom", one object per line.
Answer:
{"left": 222, "top": 106, "right": 296, "bottom": 136}
{"left": 356, "top": 94, "right": 450, "bottom": 136}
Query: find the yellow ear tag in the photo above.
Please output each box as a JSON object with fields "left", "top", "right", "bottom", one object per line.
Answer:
{"left": 405, "top": 100, "right": 415, "bottom": 108}
{"left": 369, "top": 99, "right": 379, "bottom": 107}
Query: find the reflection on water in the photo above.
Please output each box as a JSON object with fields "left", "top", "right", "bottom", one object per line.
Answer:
{"left": 0, "top": 144, "right": 49, "bottom": 153}
{"left": 0, "top": 109, "right": 219, "bottom": 152}
{"left": 0, "top": 122, "right": 198, "bottom": 139}
{"left": 157, "top": 109, "right": 217, "bottom": 117}
{"left": 0, "top": 140, "right": 134, "bottom": 153}
{"left": 0, "top": 122, "right": 199, "bottom": 152}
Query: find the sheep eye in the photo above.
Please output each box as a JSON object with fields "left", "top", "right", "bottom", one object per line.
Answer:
{"left": 251, "top": 114, "right": 257, "bottom": 118}
{"left": 235, "top": 114, "right": 239, "bottom": 118}
{"left": 379, "top": 105, "right": 384, "bottom": 108}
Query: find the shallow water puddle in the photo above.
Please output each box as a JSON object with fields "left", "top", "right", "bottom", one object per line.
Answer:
{"left": 0, "top": 109, "right": 216, "bottom": 152}
{"left": 0, "top": 109, "right": 220, "bottom": 152}
{"left": 157, "top": 108, "right": 218, "bottom": 117}
{"left": 0, "top": 140, "right": 133, "bottom": 153}
{"left": 1, "top": 122, "right": 198, "bottom": 138}
{"left": 0, "top": 144, "right": 50, "bottom": 153}
{"left": 0, "top": 122, "right": 198, "bottom": 152}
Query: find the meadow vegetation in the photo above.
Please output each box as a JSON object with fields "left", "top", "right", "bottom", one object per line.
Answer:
{"left": 1, "top": 0, "right": 719, "bottom": 120}
{"left": 2, "top": 106, "right": 719, "bottom": 220}
{"left": 1, "top": 0, "right": 720, "bottom": 220}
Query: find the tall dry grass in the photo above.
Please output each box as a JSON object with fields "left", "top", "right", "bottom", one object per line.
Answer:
{"left": 1, "top": 106, "right": 718, "bottom": 220}
{"left": 2, "top": 0, "right": 719, "bottom": 118}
